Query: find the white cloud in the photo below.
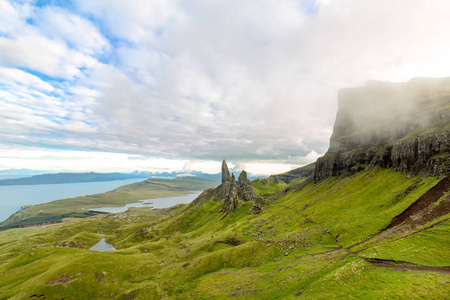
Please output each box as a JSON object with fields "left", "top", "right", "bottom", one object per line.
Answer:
{"left": 0, "top": 34, "right": 98, "bottom": 79}
{"left": 0, "top": 148, "right": 187, "bottom": 173}
{"left": 2, "top": 0, "right": 450, "bottom": 175}
{"left": 75, "top": 0, "right": 182, "bottom": 43}
{"left": 0, "top": 1, "right": 104, "bottom": 79}
{"left": 0, "top": 67, "right": 54, "bottom": 92}
{"left": 237, "top": 161, "right": 301, "bottom": 176}
{"left": 0, "top": 0, "right": 24, "bottom": 33}
{"left": 35, "top": 6, "right": 110, "bottom": 56}
{"left": 183, "top": 160, "right": 223, "bottom": 174}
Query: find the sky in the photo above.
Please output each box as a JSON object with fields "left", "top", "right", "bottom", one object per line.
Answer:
{"left": 1, "top": 0, "right": 450, "bottom": 176}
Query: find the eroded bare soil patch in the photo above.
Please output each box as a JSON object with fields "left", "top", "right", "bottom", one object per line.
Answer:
{"left": 46, "top": 275, "right": 74, "bottom": 286}
{"left": 365, "top": 258, "right": 450, "bottom": 273}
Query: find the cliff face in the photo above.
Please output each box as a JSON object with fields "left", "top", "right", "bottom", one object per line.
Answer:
{"left": 314, "top": 78, "right": 450, "bottom": 181}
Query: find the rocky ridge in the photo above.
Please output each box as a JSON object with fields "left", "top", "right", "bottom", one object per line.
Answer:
{"left": 314, "top": 77, "right": 450, "bottom": 181}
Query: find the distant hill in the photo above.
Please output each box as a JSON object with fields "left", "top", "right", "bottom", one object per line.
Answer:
{"left": 0, "top": 169, "right": 46, "bottom": 179}
{"left": 0, "top": 172, "right": 149, "bottom": 186}
{"left": 0, "top": 170, "right": 262, "bottom": 186}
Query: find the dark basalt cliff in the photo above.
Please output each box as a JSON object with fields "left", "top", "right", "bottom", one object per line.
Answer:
{"left": 314, "top": 77, "right": 450, "bottom": 181}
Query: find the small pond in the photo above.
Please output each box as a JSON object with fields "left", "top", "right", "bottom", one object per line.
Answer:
{"left": 89, "top": 238, "right": 116, "bottom": 251}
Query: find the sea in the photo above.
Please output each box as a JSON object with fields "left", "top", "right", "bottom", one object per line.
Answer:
{"left": 0, "top": 178, "right": 146, "bottom": 223}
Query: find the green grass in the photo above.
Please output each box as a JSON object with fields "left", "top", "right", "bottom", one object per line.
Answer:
{"left": 0, "top": 168, "right": 448, "bottom": 299}
{"left": 299, "top": 254, "right": 450, "bottom": 300}
{"left": 359, "top": 218, "right": 450, "bottom": 267}
{"left": 252, "top": 177, "right": 288, "bottom": 198}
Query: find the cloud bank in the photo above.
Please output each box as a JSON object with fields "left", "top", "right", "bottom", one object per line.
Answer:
{"left": 1, "top": 0, "right": 450, "bottom": 174}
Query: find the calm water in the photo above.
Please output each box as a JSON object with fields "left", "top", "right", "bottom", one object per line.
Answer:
{"left": 91, "top": 192, "right": 202, "bottom": 213}
{"left": 0, "top": 178, "right": 146, "bottom": 223}
{"left": 89, "top": 238, "right": 116, "bottom": 251}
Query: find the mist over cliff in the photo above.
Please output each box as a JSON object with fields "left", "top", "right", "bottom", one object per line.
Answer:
{"left": 314, "top": 77, "right": 450, "bottom": 181}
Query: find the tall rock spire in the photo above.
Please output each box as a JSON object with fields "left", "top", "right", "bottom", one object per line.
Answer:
{"left": 221, "top": 160, "right": 231, "bottom": 183}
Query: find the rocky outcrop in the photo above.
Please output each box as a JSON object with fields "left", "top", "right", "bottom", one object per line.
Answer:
{"left": 314, "top": 78, "right": 450, "bottom": 181}
{"left": 214, "top": 160, "right": 260, "bottom": 212}
{"left": 238, "top": 171, "right": 257, "bottom": 202}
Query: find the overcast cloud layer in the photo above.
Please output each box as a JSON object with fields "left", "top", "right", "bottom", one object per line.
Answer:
{"left": 1, "top": 0, "right": 450, "bottom": 174}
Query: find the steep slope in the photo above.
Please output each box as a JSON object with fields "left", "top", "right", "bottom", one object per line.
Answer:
{"left": 314, "top": 77, "right": 450, "bottom": 181}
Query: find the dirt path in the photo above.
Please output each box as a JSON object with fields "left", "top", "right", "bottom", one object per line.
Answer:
{"left": 364, "top": 258, "right": 450, "bottom": 274}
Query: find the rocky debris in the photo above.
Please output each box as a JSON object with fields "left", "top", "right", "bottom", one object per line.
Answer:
{"left": 248, "top": 197, "right": 266, "bottom": 215}
{"left": 46, "top": 275, "right": 74, "bottom": 286}
{"left": 103, "top": 214, "right": 128, "bottom": 220}
{"left": 215, "top": 160, "right": 259, "bottom": 212}
{"left": 57, "top": 241, "right": 86, "bottom": 248}
{"left": 95, "top": 271, "right": 107, "bottom": 283}
{"left": 314, "top": 78, "right": 450, "bottom": 181}
{"left": 133, "top": 227, "right": 149, "bottom": 241}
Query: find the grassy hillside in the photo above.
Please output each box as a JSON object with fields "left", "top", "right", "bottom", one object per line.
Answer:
{"left": 0, "top": 168, "right": 448, "bottom": 299}
{"left": 0, "top": 177, "right": 218, "bottom": 230}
